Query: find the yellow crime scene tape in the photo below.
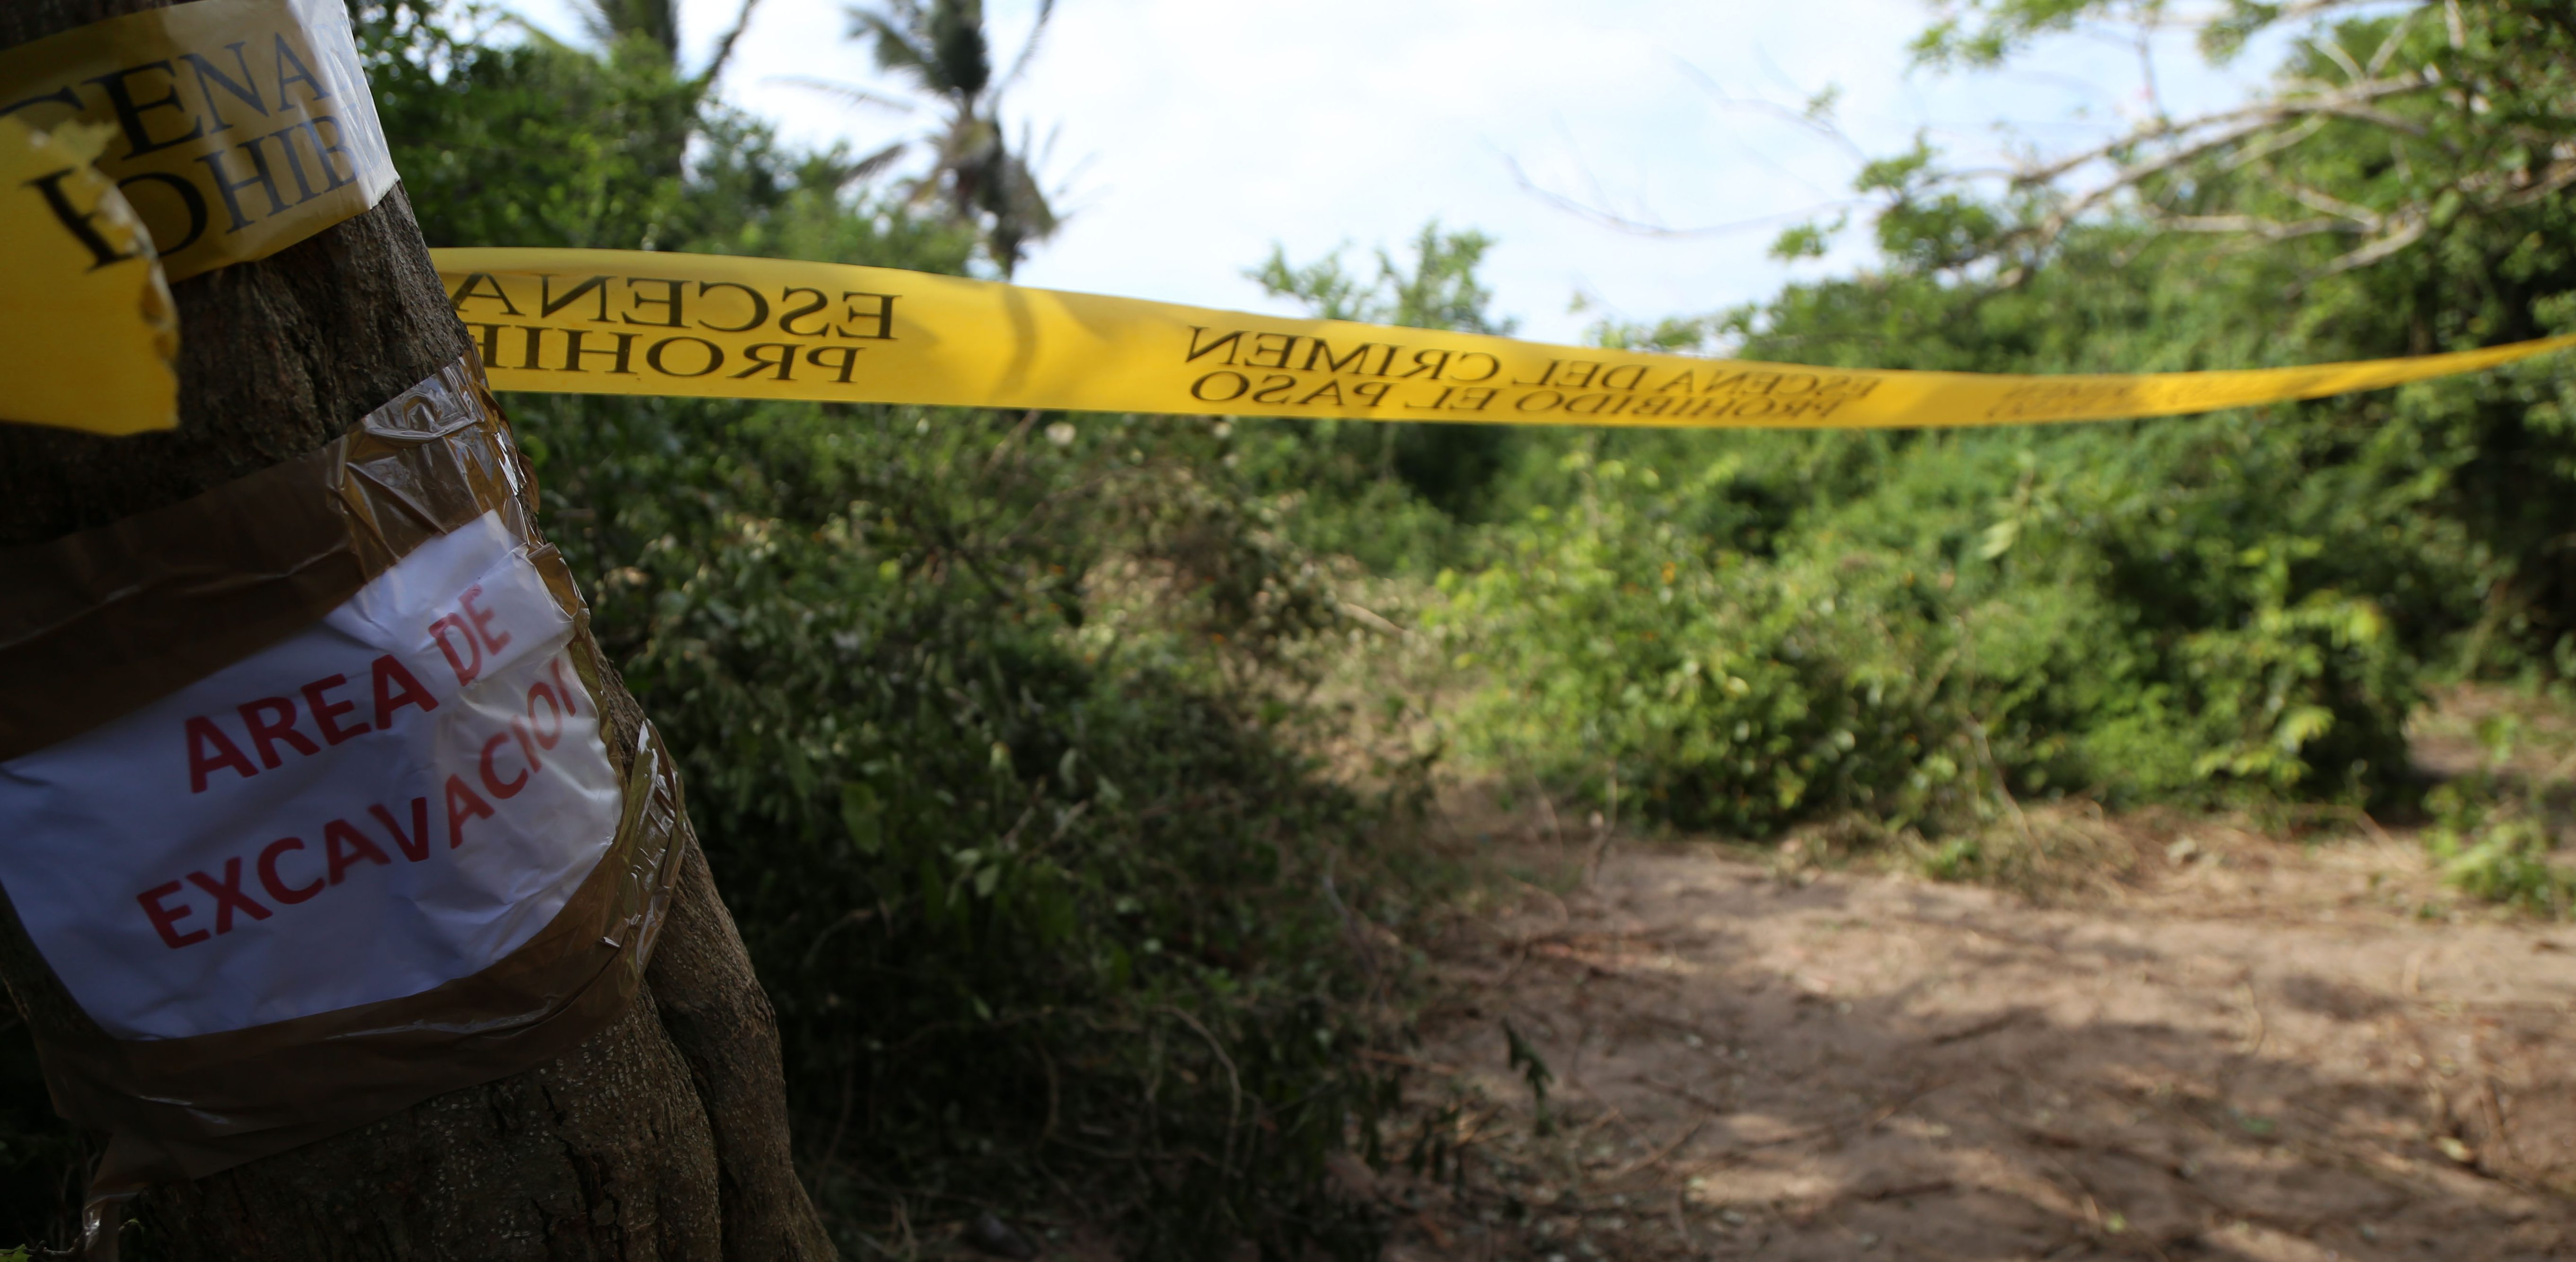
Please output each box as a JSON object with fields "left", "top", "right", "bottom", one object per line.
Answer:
{"left": 0, "top": 115, "right": 178, "bottom": 436}
{"left": 431, "top": 247, "right": 2576, "bottom": 431}
{"left": 0, "top": 0, "right": 397, "bottom": 285}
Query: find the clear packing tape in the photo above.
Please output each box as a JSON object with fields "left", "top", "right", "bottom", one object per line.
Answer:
{"left": 432, "top": 247, "right": 2576, "bottom": 430}
{"left": 0, "top": 353, "right": 685, "bottom": 1207}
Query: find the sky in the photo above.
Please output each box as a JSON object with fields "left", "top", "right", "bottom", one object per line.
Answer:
{"left": 509, "top": 0, "right": 2290, "bottom": 343}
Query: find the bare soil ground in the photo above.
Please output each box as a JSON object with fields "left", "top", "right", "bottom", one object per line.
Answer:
{"left": 1364, "top": 799, "right": 2576, "bottom": 1262}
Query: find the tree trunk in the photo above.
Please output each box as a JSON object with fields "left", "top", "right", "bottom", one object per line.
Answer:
{"left": 0, "top": 3, "right": 834, "bottom": 1259}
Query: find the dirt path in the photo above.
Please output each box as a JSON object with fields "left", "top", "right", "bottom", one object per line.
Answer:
{"left": 1374, "top": 810, "right": 2576, "bottom": 1261}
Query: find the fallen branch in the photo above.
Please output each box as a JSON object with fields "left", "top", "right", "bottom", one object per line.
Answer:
{"left": 1856, "top": 1178, "right": 1956, "bottom": 1202}
{"left": 1932, "top": 1010, "right": 2029, "bottom": 1046}
{"left": 1605, "top": 1119, "right": 1708, "bottom": 1179}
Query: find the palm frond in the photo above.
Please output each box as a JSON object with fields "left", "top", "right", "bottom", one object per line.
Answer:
{"left": 770, "top": 75, "right": 919, "bottom": 115}
{"left": 698, "top": 0, "right": 766, "bottom": 88}
{"left": 581, "top": 0, "right": 680, "bottom": 62}
{"left": 995, "top": 0, "right": 1058, "bottom": 93}
{"left": 846, "top": 5, "right": 939, "bottom": 85}
{"left": 838, "top": 140, "right": 913, "bottom": 187}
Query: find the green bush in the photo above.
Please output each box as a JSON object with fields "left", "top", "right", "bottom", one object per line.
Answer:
{"left": 1433, "top": 409, "right": 2445, "bottom": 837}
{"left": 1433, "top": 451, "right": 1973, "bottom": 834}
{"left": 2421, "top": 716, "right": 2576, "bottom": 917}
{"left": 516, "top": 393, "right": 1405, "bottom": 1255}
{"left": 1419, "top": 0, "right": 2576, "bottom": 847}
{"left": 2427, "top": 795, "right": 2574, "bottom": 917}
{"left": 373, "top": 2, "right": 1420, "bottom": 1243}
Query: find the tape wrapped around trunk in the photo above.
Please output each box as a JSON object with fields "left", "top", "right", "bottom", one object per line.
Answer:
{"left": 0, "top": 352, "right": 683, "bottom": 1188}
{"left": 0, "top": 0, "right": 398, "bottom": 284}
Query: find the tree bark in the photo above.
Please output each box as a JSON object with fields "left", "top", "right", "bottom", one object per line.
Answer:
{"left": 0, "top": 3, "right": 834, "bottom": 1259}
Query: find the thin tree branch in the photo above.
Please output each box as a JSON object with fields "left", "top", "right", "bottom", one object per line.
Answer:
{"left": 2217, "top": 114, "right": 2328, "bottom": 172}
{"left": 2309, "top": 30, "right": 2367, "bottom": 84}
{"left": 1994, "top": 72, "right": 2444, "bottom": 264}
{"left": 2013, "top": 72, "right": 2434, "bottom": 188}
{"left": 1671, "top": 60, "right": 1869, "bottom": 164}
{"left": 2143, "top": 211, "right": 2355, "bottom": 240}
{"left": 2266, "top": 0, "right": 2387, "bottom": 22}
{"left": 2309, "top": 211, "right": 2427, "bottom": 280}
{"left": 2365, "top": 8, "right": 2424, "bottom": 76}
{"left": 1508, "top": 156, "right": 1862, "bottom": 239}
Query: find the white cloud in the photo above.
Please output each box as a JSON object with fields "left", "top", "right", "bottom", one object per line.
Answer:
{"left": 507, "top": 0, "right": 2282, "bottom": 341}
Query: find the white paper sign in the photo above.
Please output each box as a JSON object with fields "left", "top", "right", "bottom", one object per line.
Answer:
{"left": 0, "top": 512, "right": 620, "bottom": 1040}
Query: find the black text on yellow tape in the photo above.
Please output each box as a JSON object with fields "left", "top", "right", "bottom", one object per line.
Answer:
{"left": 0, "top": 0, "right": 396, "bottom": 283}
{"left": 435, "top": 248, "right": 2576, "bottom": 430}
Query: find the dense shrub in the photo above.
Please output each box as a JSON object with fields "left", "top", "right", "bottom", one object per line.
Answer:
{"left": 1433, "top": 409, "right": 2452, "bottom": 837}
{"left": 391, "top": 12, "right": 1417, "bottom": 1249}
{"left": 519, "top": 394, "right": 1404, "bottom": 1256}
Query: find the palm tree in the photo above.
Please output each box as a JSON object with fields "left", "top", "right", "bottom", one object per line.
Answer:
{"left": 577, "top": 0, "right": 680, "bottom": 62}
{"left": 575, "top": 0, "right": 765, "bottom": 96}
{"left": 843, "top": 0, "right": 1063, "bottom": 275}
{"left": 556, "top": 0, "right": 767, "bottom": 200}
{"left": 557, "top": 0, "right": 766, "bottom": 181}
